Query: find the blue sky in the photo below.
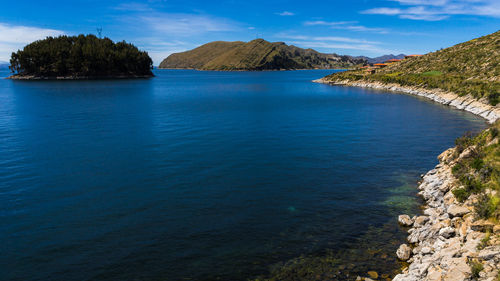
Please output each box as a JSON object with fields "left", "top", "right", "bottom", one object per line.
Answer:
{"left": 0, "top": 0, "right": 499, "bottom": 65}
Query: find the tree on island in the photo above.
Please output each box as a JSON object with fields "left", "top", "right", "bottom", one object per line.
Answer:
{"left": 9, "top": 34, "right": 153, "bottom": 78}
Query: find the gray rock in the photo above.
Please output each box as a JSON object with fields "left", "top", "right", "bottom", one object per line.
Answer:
{"left": 439, "top": 227, "right": 455, "bottom": 238}
{"left": 398, "top": 215, "right": 414, "bottom": 226}
{"left": 397, "top": 244, "right": 412, "bottom": 261}
{"left": 421, "top": 246, "right": 432, "bottom": 255}
{"left": 414, "top": 216, "right": 429, "bottom": 226}
{"left": 478, "top": 247, "right": 500, "bottom": 260}
{"left": 447, "top": 204, "right": 470, "bottom": 217}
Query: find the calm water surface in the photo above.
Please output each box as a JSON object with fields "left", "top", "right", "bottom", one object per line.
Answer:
{"left": 0, "top": 69, "right": 486, "bottom": 280}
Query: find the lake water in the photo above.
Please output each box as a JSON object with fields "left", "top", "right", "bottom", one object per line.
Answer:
{"left": 0, "top": 69, "right": 486, "bottom": 280}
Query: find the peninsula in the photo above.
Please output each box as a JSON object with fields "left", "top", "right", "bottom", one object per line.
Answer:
{"left": 317, "top": 31, "right": 500, "bottom": 281}
{"left": 8, "top": 35, "right": 154, "bottom": 80}
{"left": 158, "top": 39, "right": 364, "bottom": 71}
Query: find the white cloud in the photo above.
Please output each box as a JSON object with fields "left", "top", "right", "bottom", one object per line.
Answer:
{"left": 138, "top": 13, "right": 239, "bottom": 35}
{"left": 277, "top": 11, "right": 295, "bottom": 16}
{"left": 304, "top": 20, "right": 357, "bottom": 26}
{"left": 389, "top": 0, "right": 449, "bottom": 6}
{"left": 0, "top": 23, "right": 64, "bottom": 62}
{"left": 277, "top": 34, "right": 380, "bottom": 44}
{"left": 288, "top": 41, "right": 399, "bottom": 54}
{"left": 114, "top": 2, "right": 153, "bottom": 12}
{"left": 361, "top": 0, "right": 500, "bottom": 21}
{"left": 303, "top": 21, "right": 389, "bottom": 34}
{"left": 274, "top": 33, "right": 399, "bottom": 55}
{"left": 113, "top": 11, "right": 243, "bottom": 64}
{"left": 0, "top": 23, "right": 64, "bottom": 44}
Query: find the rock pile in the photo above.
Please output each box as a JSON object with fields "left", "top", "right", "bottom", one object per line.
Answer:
{"left": 393, "top": 148, "right": 499, "bottom": 281}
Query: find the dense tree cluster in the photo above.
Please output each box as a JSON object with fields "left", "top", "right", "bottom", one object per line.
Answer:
{"left": 10, "top": 34, "right": 153, "bottom": 78}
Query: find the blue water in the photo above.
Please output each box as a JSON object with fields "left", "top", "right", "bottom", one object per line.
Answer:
{"left": 0, "top": 69, "right": 486, "bottom": 280}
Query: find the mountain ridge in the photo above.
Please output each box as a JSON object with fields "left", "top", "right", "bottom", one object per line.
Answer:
{"left": 159, "top": 39, "right": 365, "bottom": 71}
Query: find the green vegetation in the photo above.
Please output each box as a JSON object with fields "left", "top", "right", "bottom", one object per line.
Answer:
{"left": 421, "top": 71, "right": 442, "bottom": 76}
{"left": 469, "top": 260, "right": 484, "bottom": 280}
{"left": 477, "top": 230, "right": 491, "bottom": 250}
{"left": 159, "top": 39, "right": 364, "bottom": 71}
{"left": 324, "top": 30, "right": 500, "bottom": 105}
{"left": 9, "top": 34, "right": 153, "bottom": 78}
{"left": 450, "top": 121, "right": 500, "bottom": 221}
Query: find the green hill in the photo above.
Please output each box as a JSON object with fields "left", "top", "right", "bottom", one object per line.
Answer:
{"left": 9, "top": 34, "right": 153, "bottom": 79}
{"left": 159, "top": 39, "right": 364, "bottom": 71}
{"left": 323, "top": 30, "right": 500, "bottom": 105}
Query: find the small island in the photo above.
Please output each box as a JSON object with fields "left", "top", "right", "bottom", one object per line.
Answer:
{"left": 8, "top": 34, "right": 154, "bottom": 80}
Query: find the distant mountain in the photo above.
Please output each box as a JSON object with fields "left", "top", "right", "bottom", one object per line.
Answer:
{"left": 0, "top": 62, "right": 9, "bottom": 69}
{"left": 352, "top": 54, "right": 406, "bottom": 64}
{"left": 159, "top": 39, "right": 365, "bottom": 71}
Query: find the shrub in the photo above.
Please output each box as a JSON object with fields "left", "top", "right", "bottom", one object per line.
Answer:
{"left": 452, "top": 162, "right": 467, "bottom": 177}
{"left": 477, "top": 230, "right": 490, "bottom": 250}
{"left": 453, "top": 188, "right": 470, "bottom": 202}
{"left": 474, "top": 194, "right": 495, "bottom": 219}
{"left": 469, "top": 260, "right": 484, "bottom": 280}
{"left": 471, "top": 157, "right": 484, "bottom": 171}
{"left": 455, "top": 132, "right": 474, "bottom": 154}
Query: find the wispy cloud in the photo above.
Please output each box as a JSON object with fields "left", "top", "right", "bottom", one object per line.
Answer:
{"left": 288, "top": 41, "right": 399, "bottom": 54}
{"left": 0, "top": 23, "right": 65, "bottom": 61}
{"left": 114, "top": 2, "right": 153, "bottom": 12}
{"left": 277, "top": 34, "right": 381, "bottom": 44}
{"left": 276, "top": 11, "right": 295, "bottom": 16}
{"left": 304, "top": 21, "right": 357, "bottom": 26}
{"left": 303, "top": 21, "right": 389, "bottom": 34}
{"left": 274, "top": 33, "right": 400, "bottom": 55}
{"left": 113, "top": 8, "right": 244, "bottom": 64}
{"left": 0, "top": 23, "right": 64, "bottom": 44}
{"left": 362, "top": 0, "right": 500, "bottom": 21}
{"left": 140, "top": 13, "right": 239, "bottom": 35}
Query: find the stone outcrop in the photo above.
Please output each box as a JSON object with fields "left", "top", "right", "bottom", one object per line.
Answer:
{"left": 313, "top": 79, "right": 500, "bottom": 124}
{"left": 391, "top": 148, "right": 499, "bottom": 281}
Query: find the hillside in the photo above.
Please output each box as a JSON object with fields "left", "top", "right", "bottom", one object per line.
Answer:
{"left": 8, "top": 34, "right": 153, "bottom": 79}
{"left": 322, "top": 30, "right": 500, "bottom": 105}
{"left": 159, "top": 39, "right": 364, "bottom": 71}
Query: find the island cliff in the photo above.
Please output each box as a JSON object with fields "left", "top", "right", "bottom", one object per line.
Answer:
{"left": 317, "top": 31, "right": 500, "bottom": 281}
{"left": 158, "top": 39, "right": 364, "bottom": 71}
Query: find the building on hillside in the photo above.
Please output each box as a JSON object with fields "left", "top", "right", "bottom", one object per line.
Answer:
{"left": 385, "top": 59, "right": 402, "bottom": 64}
{"left": 373, "top": 63, "right": 387, "bottom": 68}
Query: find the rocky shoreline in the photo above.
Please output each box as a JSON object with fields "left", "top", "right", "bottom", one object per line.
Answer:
{"left": 314, "top": 78, "right": 500, "bottom": 281}
{"left": 392, "top": 147, "right": 499, "bottom": 281}
{"left": 313, "top": 79, "right": 500, "bottom": 124}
